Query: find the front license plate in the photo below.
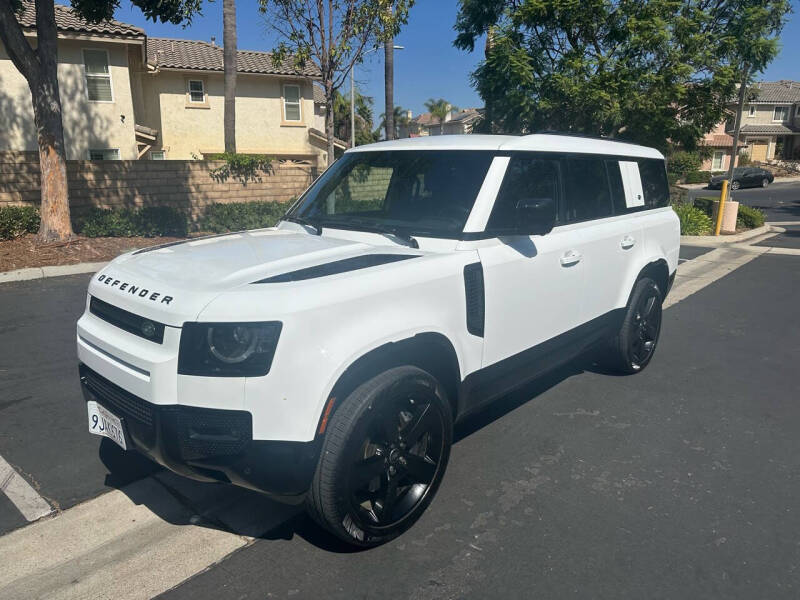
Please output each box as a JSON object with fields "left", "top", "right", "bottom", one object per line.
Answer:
{"left": 87, "top": 400, "right": 127, "bottom": 450}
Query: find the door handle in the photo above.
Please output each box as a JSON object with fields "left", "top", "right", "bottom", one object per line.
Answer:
{"left": 560, "top": 250, "right": 582, "bottom": 267}
{"left": 620, "top": 236, "right": 636, "bottom": 250}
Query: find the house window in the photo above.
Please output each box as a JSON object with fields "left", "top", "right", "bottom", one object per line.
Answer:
{"left": 83, "top": 49, "right": 113, "bottom": 102}
{"left": 748, "top": 105, "right": 756, "bottom": 117}
{"left": 150, "top": 151, "right": 166, "bottom": 160}
{"left": 283, "top": 84, "right": 302, "bottom": 122}
{"left": 712, "top": 151, "right": 724, "bottom": 170}
{"left": 88, "top": 149, "right": 120, "bottom": 160}
{"left": 773, "top": 106, "right": 789, "bottom": 121}
{"left": 188, "top": 80, "right": 205, "bottom": 103}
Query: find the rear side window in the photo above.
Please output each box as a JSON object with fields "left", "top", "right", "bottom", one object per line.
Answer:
{"left": 637, "top": 159, "right": 669, "bottom": 208}
{"left": 562, "top": 158, "right": 613, "bottom": 223}
{"left": 487, "top": 156, "right": 561, "bottom": 232}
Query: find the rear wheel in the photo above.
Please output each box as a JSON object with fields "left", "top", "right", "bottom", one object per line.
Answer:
{"left": 306, "top": 366, "right": 452, "bottom": 547}
{"left": 762, "top": 177, "right": 770, "bottom": 188}
{"left": 601, "top": 277, "right": 663, "bottom": 374}
{"left": 730, "top": 180, "right": 741, "bottom": 191}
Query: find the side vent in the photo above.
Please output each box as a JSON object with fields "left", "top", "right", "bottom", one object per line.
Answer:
{"left": 463, "top": 263, "right": 485, "bottom": 337}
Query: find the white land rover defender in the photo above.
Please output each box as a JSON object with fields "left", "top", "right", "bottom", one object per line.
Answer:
{"left": 78, "top": 134, "right": 679, "bottom": 546}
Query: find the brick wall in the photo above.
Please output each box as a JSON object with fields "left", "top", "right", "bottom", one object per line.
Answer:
{"left": 0, "top": 152, "right": 316, "bottom": 220}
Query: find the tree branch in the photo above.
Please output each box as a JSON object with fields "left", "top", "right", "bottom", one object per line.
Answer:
{"left": 0, "top": 0, "right": 39, "bottom": 81}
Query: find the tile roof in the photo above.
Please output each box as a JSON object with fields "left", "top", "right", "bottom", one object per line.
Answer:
{"left": 748, "top": 80, "right": 800, "bottom": 103}
{"left": 313, "top": 83, "right": 326, "bottom": 104}
{"left": 447, "top": 108, "right": 482, "bottom": 123}
{"left": 16, "top": 1, "right": 144, "bottom": 38}
{"left": 702, "top": 133, "right": 745, "bottom": 148}
{"left": 739, "top": 124, "right": 800, "bottom": 135}
{"left": 147, "top": 38, "right": 320, "bottom": 77}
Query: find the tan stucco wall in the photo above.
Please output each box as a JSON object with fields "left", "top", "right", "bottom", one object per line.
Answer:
{"left": 741, "top": 102, "right": 797, "bottom": 126}
{"left": 0, "top": 38, "right": 140, "bottom": 159}
{"left": 139, "top": 70, "right": 325, "bottom": 163}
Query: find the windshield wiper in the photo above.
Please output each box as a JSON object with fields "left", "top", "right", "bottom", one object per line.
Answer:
{"left": 283, "top": 215, "right": 322, "bottom": 235}
{"left": 324, "top": 219, "right": 419, "bottom": 249}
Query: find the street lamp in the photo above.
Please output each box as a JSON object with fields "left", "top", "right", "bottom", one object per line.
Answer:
{"left": 351, "top": 45, "right": 404, "bottom": 148}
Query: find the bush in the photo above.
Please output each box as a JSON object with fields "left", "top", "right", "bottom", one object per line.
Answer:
{"left": 683, "top": 170, "right": 712, "bottom": 184}
{"left": 196, "top": 200, "right": 293, "bottom": 233}
{"left": 206, "top": 153, "right": 273, "bottom": 184}
{"left": 75, "top": 206, "right": 188, "bottom": 238}
{"left": 737, "top": 153, "right": 752, "bottom": 167}
{"left": 667, "top": 151, "right": 702, "bottom": 177}
{"left": 672, "top": 202, "right": 713, "bottom": 235}
{"left": 737, "top": 204, "right": 765, "bottom": 230}
{"left": 667, "top": 172, "right": 680, "bottom": 186}
{"left": 693, "top": 196, "right": 715, "bottom": 217}
{"left": 0, "top": 205, "right": 40, "bottom": 240}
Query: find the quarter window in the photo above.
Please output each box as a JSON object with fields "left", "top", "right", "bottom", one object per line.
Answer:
{"left": 637, "top": 159, "right": 669, "bottom": 208}
{"left": 188, "top": 80, "right": 205, "bottom": 103}
{"left": 283, "top": 84, "right": 302, "bottom": 121}
{"left": 773, "top": 106, "right": 789, "bottom": 121}
{"left": 487, "top": 156, "right": 561, "bottom": 231}
{"left": 83, "top": 49, "right": 113, "bottom": 102}
{"left": 562, "top": 158, "right": 613, "bottom": 223}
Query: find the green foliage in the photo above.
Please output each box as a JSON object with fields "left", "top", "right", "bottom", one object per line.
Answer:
{"left": 196, "top": 200, "right": 293, "bottom": 233}
{"left": 379, "top": 105, "right": 411, "bottom": 139}
{"left": 693, "top": 197, "right": 716, "bottom": 216}
{"left": 737, "top": 153, "right": 752, "bottom": 167}
{"left": 667, "top": 172, "right": 680, "bottom": 186}
{"left": 424, "top": 98, "right": 456, "bottom": 126}
{"left": 668, "top": 151, "right": 702, "bottom": 177}
{"left": 0, "top": 205, "right": 40, "bottom": 240}
{"left": 75, "top": 206, "right": 188, "bottom": 238}
{"left": 684, "top": 171, "right": 712, "bottom": 184}
{"left": 208, "top": 153, "right": 273, "bottom": 184}
{"left": 736, "top": 204, "right": 765, "bottom": 229}
{"left": 455, "top": 0, "right": 792, "bottom": 150}
{"left": 672, "top": 202, "right": 713, "bottom": 236}
{"left": 333, "top": 88, "right": 379, "bottom": 146}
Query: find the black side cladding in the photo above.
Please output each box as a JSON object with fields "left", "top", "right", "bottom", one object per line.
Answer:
{"left": 254, "top": 254, "right": 418, "bottom": 283}
{"left": 464, "top": 262, "right": 485, "bottom": 337}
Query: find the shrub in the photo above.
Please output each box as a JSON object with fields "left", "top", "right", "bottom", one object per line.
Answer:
{"left": 737, "top": 204, "right": 765, "bottom": 230}
{"left": 667, "top": 151, "right": 702, "bottom": 176}
{"left": 75, "top": 206, "right": 188, "bottom": 238}
{"left": 667, "top": 172, "right": 680, "bottom": 186}
{"left": 207, "top": 153, "right": 273, "bottom": 184}
{"left": 196, "top": 200, "right": 293, "bottom": 233}
{"left": 0, "top": 205, "right": 40, "bottom": 240}
{"left": 693, "top": 196, "right": 715, "bottom": 217}
{"left": 672, "top": 202, "right": 713, "bottom": 235}
{"left": 683, "top": 170, "right": 712, "bottom": 184}
{"left": 737, "top": 153, "right": 752, "bottom": 167}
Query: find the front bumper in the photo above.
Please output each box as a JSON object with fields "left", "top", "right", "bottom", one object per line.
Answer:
{"left": 79, "top": 363, "right": 319, "bottom": 502}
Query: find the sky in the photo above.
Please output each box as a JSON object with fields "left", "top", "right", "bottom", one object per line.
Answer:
{"left": 114, "top": 0, "right": 799, "bottom": 121}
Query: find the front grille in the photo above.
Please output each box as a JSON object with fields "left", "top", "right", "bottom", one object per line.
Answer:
{"left": 176, "top": 407, "right": 252, "bottom": 460}
{"left": 81, "top": 366, "right": 153, "bottom": 427}
{"left": 90, "top": 296, "right": 165, "bottom": 344}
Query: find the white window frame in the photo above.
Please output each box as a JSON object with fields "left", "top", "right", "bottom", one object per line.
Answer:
{"left": 88, "top": 148, "right": 120, "bottom": 160}
{"left": 150, "top": 150, "right": 166, "bottom": 160}
{"left": 773, "top": 106, "right": 789, "bottom": 122}
{"left": 187, "top": 79, "right": 206, "bottom": 104}
{"left": 282, "top": 84, "right": 302, "bottom": 122}
{"left": 712, "top": 151, "right": 724, "bottom": 171}
{"left": 748, "top": 105, "right": 756, "bottom": 117}
{"left": 82, "top": 48, "right": 114, "bottom": 103}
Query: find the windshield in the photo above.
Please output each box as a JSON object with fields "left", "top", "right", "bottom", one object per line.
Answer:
{"left": 286, "top": 150, "right": 494, "bottom": 238}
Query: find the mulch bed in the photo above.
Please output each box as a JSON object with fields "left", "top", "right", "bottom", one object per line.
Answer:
{"left": 0, "top": 234, "right": 186, "bottom": 273}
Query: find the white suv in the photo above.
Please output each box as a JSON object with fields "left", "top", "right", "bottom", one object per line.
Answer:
{"left": 77, "top": 134, "right": 679, "bottom": 546}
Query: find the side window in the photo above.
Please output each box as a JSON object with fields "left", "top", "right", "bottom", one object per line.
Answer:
{"left": 562, "top": 158, "right": 612, "bottom": 223}
{"left": 637, "top": 159, "right": 669, "bottom": 208}
{"left": 486, "top": 156, "right": 561, "bottom": 232}
{"left": 605, "top": 160, "right": 629, "bottom": 214}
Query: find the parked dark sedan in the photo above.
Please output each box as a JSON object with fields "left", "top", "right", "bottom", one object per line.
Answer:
{"left": 708, "top": 167, "right": 775, "bottom": 190}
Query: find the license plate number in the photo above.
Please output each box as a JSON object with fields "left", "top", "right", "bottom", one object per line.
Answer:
{"left": 87, "top": 401, "right": 127, "bottom": 450}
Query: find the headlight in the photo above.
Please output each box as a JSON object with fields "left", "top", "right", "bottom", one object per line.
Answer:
{"left": 178, "top": 322, "right": 282, "bottom": 377}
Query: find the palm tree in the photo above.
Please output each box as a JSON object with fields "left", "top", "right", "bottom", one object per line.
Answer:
{"left": 424, "top": 98, "right": 456, "bottom": 134}
{"left": 223, "top": 0, "right": 237, "bottom": 153}
{"left": 379, "top": 106, "right": 409, "bottom": 138}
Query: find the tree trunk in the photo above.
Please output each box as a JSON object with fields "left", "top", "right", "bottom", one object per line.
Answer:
{"left": 384, "top": 39, "right": 394, "bottom": 140}
{"left": 223, "top": 0, "right": 237, "bottom": 154}
{"left": 726, "top": 66, "right": 750, "bottom": 186}
{"left": 325, "top": 79, "right": 335, "bottom": 167}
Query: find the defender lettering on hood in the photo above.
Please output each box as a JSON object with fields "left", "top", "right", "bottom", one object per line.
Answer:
{"left": 97, "top": 274, "right": 174, "bottom": 304}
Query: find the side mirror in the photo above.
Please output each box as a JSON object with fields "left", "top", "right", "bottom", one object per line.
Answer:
{"left": 515, "top": 196, "right": 556, "bottom": 235}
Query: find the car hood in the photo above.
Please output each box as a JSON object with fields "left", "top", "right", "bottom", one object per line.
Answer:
{"left": 88, "top": 229, "right": 414, "bottom": 326}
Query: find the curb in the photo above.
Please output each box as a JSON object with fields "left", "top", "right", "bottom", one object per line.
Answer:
{"left": 680, "top": 224, "right": 774, "bottom": 247}
{"left": 0, "top": 261, "right": 107, "bottom": 285}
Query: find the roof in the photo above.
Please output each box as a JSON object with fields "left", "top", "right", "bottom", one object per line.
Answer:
{"left": 349, "top": 134, "right": 664, "bottom": 159}
{"left": 147, "top": 38, "right": 320, "bottom": 77}
{"left": 747, "top": 81, "right": 800, "bottom": 104}
{"left": 702, "top": 133, "right": 746, "bottom": 148}
{"left": 308, "top": 128, "right": 348, "bottom": 150}
{"left": 739, "top": 124, "right": 800, "bottom": 135}
{"left": 16, "top": 1, "right": 144, "bottom": 38}
{"left": 447, "top": 109, "right": 482, "bottom": 124}
{"left": 411, "top": 112, "right": 438, "bottom": 126}
{"left": 313, "top": 84, "right": 326, "bottom": 105}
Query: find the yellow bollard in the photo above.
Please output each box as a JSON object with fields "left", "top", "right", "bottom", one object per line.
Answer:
{"left": 714, "top": 179, "right": 729, "bottom": 236}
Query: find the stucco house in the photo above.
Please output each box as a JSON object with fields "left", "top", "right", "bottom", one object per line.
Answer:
{"left": 698, "top": 121, "right": 745, "bottom": 172}
{"left": 729, "top": 80, "right": 800, "bottom": 162}
{"left": 399, "top": 107, "right": 482, "bottom": 137}
{"left": 0, "top": 3, "right": 333, "bottom": 166}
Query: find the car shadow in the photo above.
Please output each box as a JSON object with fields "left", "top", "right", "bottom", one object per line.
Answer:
{"left": 100, "top": 353, "right": 596, "bottom": 553}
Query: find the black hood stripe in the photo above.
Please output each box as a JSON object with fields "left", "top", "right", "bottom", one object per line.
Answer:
{"left": 254, "top": 254, "right": 418, "bottom": 284}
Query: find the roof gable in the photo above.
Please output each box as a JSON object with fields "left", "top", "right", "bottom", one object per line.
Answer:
{"left": 749, "top": 81, "right": 800, "bottom": 104}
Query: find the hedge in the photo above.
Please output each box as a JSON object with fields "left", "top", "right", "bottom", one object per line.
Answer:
{"left": 195, "top": 200, "right": 293, "bottom": 233}
{"left": 74, "top": 206, "right": 189, "bottom": 238}
{"left": 683, "top": 170, "right": 712, "bottom": 184}
{"left": 0, "top": 205, "right": 40, "bottom": 240}
{"left": 672, "top": 202, "right": 713, "bottom": 235}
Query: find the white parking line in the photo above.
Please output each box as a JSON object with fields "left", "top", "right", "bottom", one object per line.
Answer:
{"left": 0, "top": 454, "right": 53, "bottom": 522}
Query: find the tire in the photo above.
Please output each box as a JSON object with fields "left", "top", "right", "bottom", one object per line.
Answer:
{"left": 730, "top": 180, "right": 741, "bottom": 191}
{"left": 306, "top": 365, "right": 453, "bottom": 547}
{"left": 762, "top": 178, "right": 769, "bottom": 188}
{"left": 601, "top": 277, "right": 664, "bottom": 375}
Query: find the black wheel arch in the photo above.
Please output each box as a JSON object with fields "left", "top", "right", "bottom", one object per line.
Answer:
{"left": 317, "top": 333, "right": 462, "bottom": 437}
{"left": 631, "top": 259, "right": 670, "bottom": 303}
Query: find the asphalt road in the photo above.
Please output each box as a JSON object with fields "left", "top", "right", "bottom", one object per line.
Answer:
{"left": 1, "top": 245, "right": 799, "bottom": 599}
{"left": 686, "top": 180, "right": 800, "bottom": 222}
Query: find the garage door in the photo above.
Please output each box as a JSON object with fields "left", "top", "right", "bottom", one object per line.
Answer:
{"left": 751, "top": 142, "right": 768, "bottom": 162}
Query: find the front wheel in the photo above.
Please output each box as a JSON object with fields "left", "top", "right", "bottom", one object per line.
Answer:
{"left": 601, "top": 277, "right": 664, "bottom": 374}
{"left": 730, "top": 180, "right": 741, "bottom": 191}
{"left": 306, "top": 366, "right": 453, "bottom": 547}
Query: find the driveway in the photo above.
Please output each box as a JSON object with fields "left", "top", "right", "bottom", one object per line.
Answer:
{"left": 686, "top": 180, "right": 800, "bottom": 222}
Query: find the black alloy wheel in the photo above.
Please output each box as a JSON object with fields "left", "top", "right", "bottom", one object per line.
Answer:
{"left": 730, "top": 180, "right": 741, "bottom": 191}
{"left": 628, "top": 284, "right": 662, "bottom": 370}
{"left": 762, "top": 177, "right": 770, "bottom": 188}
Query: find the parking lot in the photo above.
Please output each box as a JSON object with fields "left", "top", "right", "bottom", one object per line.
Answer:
{"left": 687, "top": 179, "right": 800, "bottom": 222}
{"left": 1, "top": 239, "right": 799, "bottom": 599}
